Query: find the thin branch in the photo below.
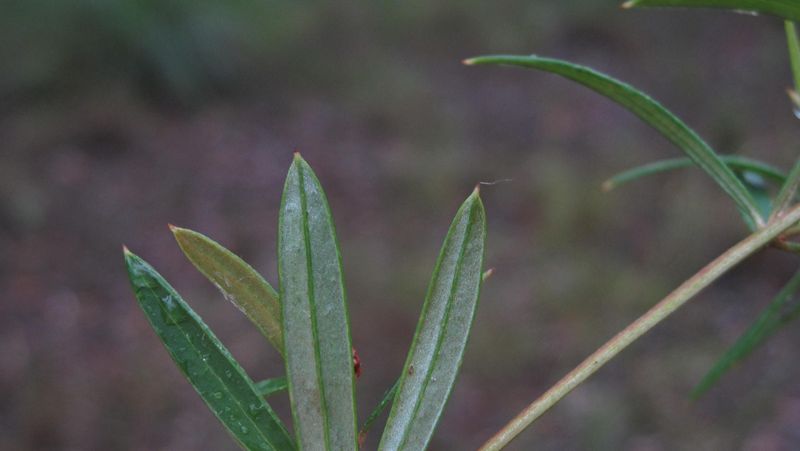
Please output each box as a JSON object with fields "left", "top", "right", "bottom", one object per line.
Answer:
{"left": 480, "top": 203, "right": 800, "bottom": 451}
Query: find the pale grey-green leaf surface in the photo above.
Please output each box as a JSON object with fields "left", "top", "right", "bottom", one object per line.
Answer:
{"left": 278, "top": 153, "right": 357, "bottom": 450}
{"left": 379, "top": 188, "right": 486, "bottom": 451}
{"left": 124, "top": 249, "right": 295, "bottom": 451}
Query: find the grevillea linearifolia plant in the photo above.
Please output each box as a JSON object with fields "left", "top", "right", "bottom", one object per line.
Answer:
{"left": 125, "top": 2, "right": 800, "bottom": 449}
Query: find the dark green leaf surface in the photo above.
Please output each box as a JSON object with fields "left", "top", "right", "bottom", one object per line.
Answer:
{"left": 379, "top": 188, "right": 486, "bottom": 451}
{"left": 465, "top": 55, "right": 764, "bottom": 230}
{"left": 693, "top": 268, "right": 800, "bottom": 398}
{"left": 278, "top": 154, "right": 357, "bottom": 450}
{"left": 172, "top": 226, "right": 284, "bottom": 357}
{"left": 124, "top": 249, "right": 295, "bottom": 451}
{"left": 255, "top": 377, "right": 289, "bottom": 398}
{"left": 622, "top": 0, "right": 800, "bottom": 22}
{"left": 602, "top": 156, "right": 787, "bottom": 192}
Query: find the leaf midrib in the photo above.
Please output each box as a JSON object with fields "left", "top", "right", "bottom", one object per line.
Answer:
{"left": 397, "top": 202, "right": 475, "bottom": 449}
{"left": 296, "top": 163, "right": 333, "bottom": 449}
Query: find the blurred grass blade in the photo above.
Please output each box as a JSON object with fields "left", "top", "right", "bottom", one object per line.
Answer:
{"left": 358, "top": 379, "right": 400, "bottom": 447}
{"left": 465, "top": 55, "right": 764, "bottom": 230}
{"left": 255, "top": 377, "right": 289, "bottom": 398}
{"left": 278, "top": 153, "right": 358, "bottom": 450}
{"left": 379, "top": 188, "right": 486, "bottom": 451}
{"left": 124, "top": 248, "right": 295, "bottom": 451}
{"left": 770, "top": 157, "right": 800, "bottom": 221}
{"left": 603, "top": 155, "right": 787, "bottom": 192}
{"left": 693, "top": 268, "right": 800, "bottom": 398}
{"left": 692, "top": 271, "right": 800, "bottom": 399}
{"left": 622, "top": 0, "right": 800, "bottom": 22}
{"left": 171, "top": 226, "right": 284, "bottom": 357}
{"left": 786, "top": 22, "right": 800, "bottom": 99}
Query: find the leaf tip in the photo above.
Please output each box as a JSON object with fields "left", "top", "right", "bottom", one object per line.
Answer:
{"left": 621, "top": 0, "right": 637, "bottom": 9}
{"left": 462, "top": 57, "right": 477, "bottom": 66}
{"left": 482, "top": 267, "right": 495, "bottom": 282}
{"left": 122, "top": 244, "right": 131, "bottom": 255}
{"left": 787, "top": 88, "right": 800, "bottom": 109}
{"left": 601, "top": 180, "right": 615, "bottom": 192}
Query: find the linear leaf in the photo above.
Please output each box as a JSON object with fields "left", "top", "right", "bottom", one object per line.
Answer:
{"left": 465, "top": 54, "right": 765, "bottom": 230}
{"left": 124, "top": 248, "right": 295, "bottom": 451}
{"left": 602, "top": 155, "right": 787, "bottom": 192}
{"left": 278, "top": 153, "right": 357, "bottom": 450}
{"left": 379, "top": 188, "right": 486, "bottom": 451}
{"left": 171, "top": 226, "right": 284, "bottom": 357}
{"left": 622, "top": 0, "right": 800, "bottom": 22}
{"left": 359, "top": 379, "right": 400, "bottom": 447}
{"left": 787, "top": 22, "right": 800, "bottom": 97}
{"left": 255, "top": 377, "right": 289, "bottom": 398}
{"left": 693, "top": 268, "right": 800, "bottom": 398}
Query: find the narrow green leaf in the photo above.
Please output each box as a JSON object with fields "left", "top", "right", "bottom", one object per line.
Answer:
{"left": 693, "top": 268, "right": 800, "bottom": 398}
{"left": 622, "top": 0, "right": 800, "bottom": 22}
{"left": 465, "top": 55, "right": 765, "bottom": 230}
{"left": 124, "top": 248, "right": 295, "bottom": 451}
{"left": 358, "top": 379, "right": 400, "bottom": 447}
{"left": 379, "top": 188, "right": 486, "bottom": 451}
{"left": 255, "top": 377, "right": 289, "bottom": 398}
{"left": 786, "top": 22, "right": 800, "bottom": 98}
{"left": 602, "top": 155, "right": 787, "bottom": 192}
{"left": 278, "top": 153, "right": 357, "bottom": 450}
{"left": 171, "top": 226, "right": 284, "bottom": 357}
{"left": 770, "top": 157, "right": 800, "bottom": 221}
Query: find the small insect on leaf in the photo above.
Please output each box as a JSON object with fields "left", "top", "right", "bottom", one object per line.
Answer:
{"left": 353, "top": 348, "right": 362, "bottom": 379}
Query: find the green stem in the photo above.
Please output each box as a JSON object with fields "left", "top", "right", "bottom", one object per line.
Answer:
{"left": 480, "top": 203, "right": 800, "bottom": 451}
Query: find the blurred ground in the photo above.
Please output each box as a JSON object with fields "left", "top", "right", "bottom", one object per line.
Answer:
{"left": 2, "top": 1, "right": 800, "bottom": 450}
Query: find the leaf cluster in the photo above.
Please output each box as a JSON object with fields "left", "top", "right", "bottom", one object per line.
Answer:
{"left": 125, "top": 154, "right": 486, "bottom": 450}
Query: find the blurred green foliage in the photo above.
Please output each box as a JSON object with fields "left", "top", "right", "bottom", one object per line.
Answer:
{"left": 0, "top": 0, "right": 316, "bottom": 104}
{"left": 0, "top": 0, "right": 614, "bottom": 106}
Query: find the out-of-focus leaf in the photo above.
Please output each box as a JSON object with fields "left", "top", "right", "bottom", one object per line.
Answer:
{"left": 278, "top": 153, "right": 358, "bottom": 450}
{"left": 255, "top": 377, "right": 289, "bottom": 398}
{"left": 622, "top": 0, "right": 800, "bottom": 22}
{"left": 171, "top": 226, "right": 284, "bottom": 357}
{"left": 602, "top": 156, "right": 787, "bottom": 192}
{"left": 358, "top": 379, "right": 400, "bottom": 447}
{"left": 738, "top": 172, "right": 774, "bottom": 220}
{"left": 379, "top": 188, "right": 486, "bottom": 451}
{"left": 693, "top": 268, "right": 800, "bottom": 398}
{"left": 770, "top": 157, "right": 800, "bottom": 221}
{"left": 124, "top": 248, "right": 295, "bottom": 451}
{"left": 786, "top": 22, "right": 800, "bottom": 98}
{"left": 465, "top": 55, "right": 764, "bottom": 230}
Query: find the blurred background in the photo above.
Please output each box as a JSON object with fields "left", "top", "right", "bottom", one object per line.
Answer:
{"left": 2, "top": 1, "right": 800, "bottom": 449}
